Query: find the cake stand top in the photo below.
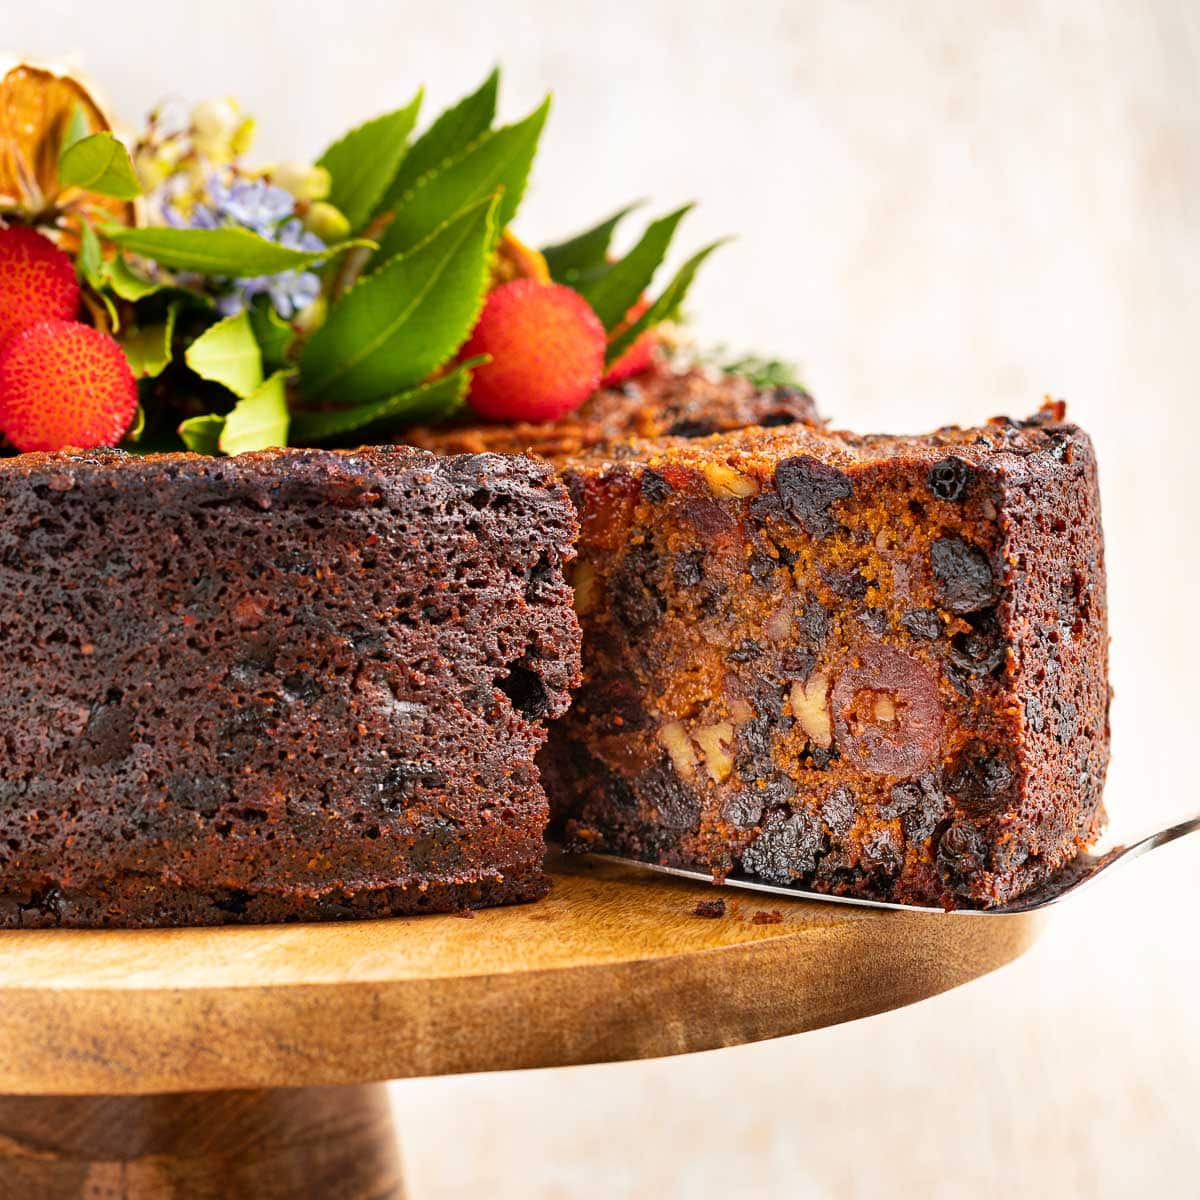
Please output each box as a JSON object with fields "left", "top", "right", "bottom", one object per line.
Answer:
{"left": 0, "top": 854, "right": 1043, "bottom": 1095}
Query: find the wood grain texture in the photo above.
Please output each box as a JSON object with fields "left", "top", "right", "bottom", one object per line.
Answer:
{"left": 0, "top": 855, "right": 1042, "bottom": 1096}
{"left": 0, "top": 1085, "right": 404, "bottom": 1199}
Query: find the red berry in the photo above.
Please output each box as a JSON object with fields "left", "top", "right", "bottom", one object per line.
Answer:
{"left": 600, "top": 297, "right": 658, "bottom": 387}
{"left": 462, "top": 280, "right": 605, "bottom": 422}
{"left": 0, "top": 225, "right": 80, "bottom": 346}
{"left": 0, "top": 320, "right": 138, "bottom": 452}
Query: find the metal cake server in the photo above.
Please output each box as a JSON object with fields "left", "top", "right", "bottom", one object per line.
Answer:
{"left": 593, "top": 810, "right": 1200, "bottom": 915}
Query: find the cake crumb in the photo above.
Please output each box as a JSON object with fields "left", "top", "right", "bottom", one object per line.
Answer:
{"left": 751, "top": 909, "right": 783, "bottom": 925}
{"left": 454, "top": 909, "right": 476, "bottom": 919}
{"left": 693, "top": 898, "right": 726, "bottom": 918}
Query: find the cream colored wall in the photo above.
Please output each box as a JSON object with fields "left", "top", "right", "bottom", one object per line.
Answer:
{"left": 12, "top": 1, "right": 1197, "bottom": 1195}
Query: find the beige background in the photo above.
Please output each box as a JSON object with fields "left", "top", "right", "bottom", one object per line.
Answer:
{"left": 10, "top": 1, "right": 1199, "bottom": 1195}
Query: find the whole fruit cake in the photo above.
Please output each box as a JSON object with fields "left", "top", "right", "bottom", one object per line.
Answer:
{"left": 0, "top": 61, "right": 1110, "bottom": 922}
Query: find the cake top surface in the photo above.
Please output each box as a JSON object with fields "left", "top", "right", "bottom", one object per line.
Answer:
{"left": 560, "top": 401, "right": 1088, "bottom": 482}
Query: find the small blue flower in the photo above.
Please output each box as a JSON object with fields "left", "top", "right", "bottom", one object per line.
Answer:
{"left": 166, "top": 176, "right": 327, "bottom": 320}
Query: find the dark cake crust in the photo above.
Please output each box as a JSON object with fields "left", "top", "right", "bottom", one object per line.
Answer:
{"left": 0, "top": 445, "right": 581, "bottom": 927}
{"left": 542, "top": 406, "right": 1109, "bottom": 909}
{"left": 404, "top": 362, "right": 820, "bottom": 458}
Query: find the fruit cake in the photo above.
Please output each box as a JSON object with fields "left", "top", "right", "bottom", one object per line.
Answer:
{"left": 0, "top": 445, "right": 580, "bottom": 927}
{"left": 540, "top": 404, "right": 1109, "bottom": 909}
{"left": 404, "top": 362, "right": 821, "bottom": 458}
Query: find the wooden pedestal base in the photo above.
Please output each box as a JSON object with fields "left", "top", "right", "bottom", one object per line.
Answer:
{"left": 0, "top": 1085, "right": 404, "bottom": 1199}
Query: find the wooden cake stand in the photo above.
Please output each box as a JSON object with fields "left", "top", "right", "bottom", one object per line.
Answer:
{"left": 0, "top": 854, "right": 1044, "bottom": 1198}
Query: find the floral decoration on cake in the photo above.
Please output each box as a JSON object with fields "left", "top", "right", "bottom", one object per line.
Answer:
{"left": 0, "top": 61, "right": 724, "bottom": 454}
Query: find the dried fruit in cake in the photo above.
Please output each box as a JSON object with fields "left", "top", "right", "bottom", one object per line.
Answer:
{"left": 462, "top": 279, "right": 607, "bottom": 421}
{"left": 541, "top": 410, "right": 1110, "bottom": 910}
{"left": 0, "top": 225, "right": 80, "bottom": 344}
{"left": 0, "top": 319, "right": 138, "bottom": 451}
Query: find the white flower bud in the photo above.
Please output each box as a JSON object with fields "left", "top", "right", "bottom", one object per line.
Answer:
{"left": 190, "top": 97, "right": 241, "bottom": 140}
{"left": 303, "top": 201, "right": 350, "bottom": 242}
{"left": 272, "top": 161, "right": 331, "bottom": 202}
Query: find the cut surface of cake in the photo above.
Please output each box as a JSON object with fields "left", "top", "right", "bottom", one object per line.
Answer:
{"left": 539, "top": 405, "right": 1108, "bottom": 909}
{"left": 0, "top": 446, "right": 580, "bottom": 927}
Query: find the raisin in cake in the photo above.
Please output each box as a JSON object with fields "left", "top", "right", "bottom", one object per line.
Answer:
{"left": 541, "top": 405, "right": 1108, "bottom": 909}
{"left": 0, "top": 445, "right": 580, "bottom": 927}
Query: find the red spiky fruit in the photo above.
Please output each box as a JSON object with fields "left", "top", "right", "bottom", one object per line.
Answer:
{"left": 0, "top": 319, "right": 138, "bottom": 452}
{"left": 0, "top": 225, "right": 80, "bottom": 346}
{"left": 600, "top": 297, "right": 658, "bottom": 387}
{"left": 462, "top": 279, "right": 606, "bottom": 421}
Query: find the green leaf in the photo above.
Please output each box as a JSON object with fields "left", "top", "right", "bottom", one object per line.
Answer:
{"left": 291, "top": 360, "right": 478, "bottom": 443}
{"left": 722, "top": 354, "right": 807, "bottom": 391}
{"left": 184, "top": 311, "right": 264, "bottom": 398}
{"left": 541, "top": 203, "right": 641, "bottom": 282}
{"left": 381, "top": 69, "right": 498, "bottom": 213}
{"left": 605, "top": 239, "right": 727, "bottom": 365}
{"left": 59, "top": 132, "right": 142, "bottom": 200}
{"left": 247, "top": 295, "right": 295, "bottom": 372}
{"left": 300, "top": 194, "right": 498, "bottom": 404}
{"left": 61, "top": 103, "right": 92, "bottom": 155}
{"left": 105, "top": 225, "right": 356, "bottom": 277}
{"left": 122, "top": 402, "right": 147, "bottom": 446}
{"left": 106, "top": 254, "right": 162, "bottom": 301}
{"left": 318, "top": 91, "right": 423, "bottom": 233}
{"left": 219, "top": 371, "right": 290, "bottom": 455}
{"left": 76, "top": 221, "right": 104, "bottom": 289}
{"left": 374, "top": 96, "right": 548, "bottom": 262}
{"left": 178, "top": 413, "right": 225, "bottom": 454}
{"left": 577, "top": 205, "right": 692, "bottom": 331}
{"left": 120, "top": 302, "right": 179, "bottom": 379}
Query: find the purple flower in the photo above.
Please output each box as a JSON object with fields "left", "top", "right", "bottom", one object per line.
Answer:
{"left": 167, "top": 177, "right": 327, "bottom": 320}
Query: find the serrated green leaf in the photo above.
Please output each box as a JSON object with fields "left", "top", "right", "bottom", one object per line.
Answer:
{"left": 577, "top": 205, "right": 693, "bottom": 331}
{"left": 185, "top": 311, "right": 264, "bottom": 398}
{"left": 292, "top": 360, "right": 478, "bottom": 443}
{"left": 381, "top": 69, "right": 498, "bottom": 214}
{"left": 318, "top": 91, "right": 423, "bottom": 233}
{"left": 219, "top": 371, "right": 290, "bottom": 454}
{"left": 106, "top": 254, "right": 162, "bottom": 301}
{"left": 59, "top": 132, "right": 142, "bottom": 200}
{"left": 178, "top": 413, "right": 225, "bottom": 454}
{"left": 104, "top": 225, "right": 359, "bottom": 276}
{"left": 605, "top": 239, "right": 727, "bottom": 365}
{"left": 541, "top": 203, "right": 641, "bottom": 282}
{"left": 121, "top": 302, "right": 178, "bottom": 379}
{"left": 374, "top": 96, "right": 548, "bottom": 262}
{"left": 248, "top": 295, "right": 295, "bottom": 372}
{"left": 61, "top": 103, "right": 91, "bottom": 155}
{"left": 76, "top": 221, "right": 104, "bottom": 289}
{"left": 300, "top": 194, "right": 498, "bottom": 404}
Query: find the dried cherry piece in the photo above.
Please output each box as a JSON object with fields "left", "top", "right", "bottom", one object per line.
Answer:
{"left": 773, "top": 456, "right": 852, "bottom": 538}
{"left": 930, "top": 537, "right": 994, "bottom": 613}
{"left": 831, "top": 642, "right": 945, "bottom": 778}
